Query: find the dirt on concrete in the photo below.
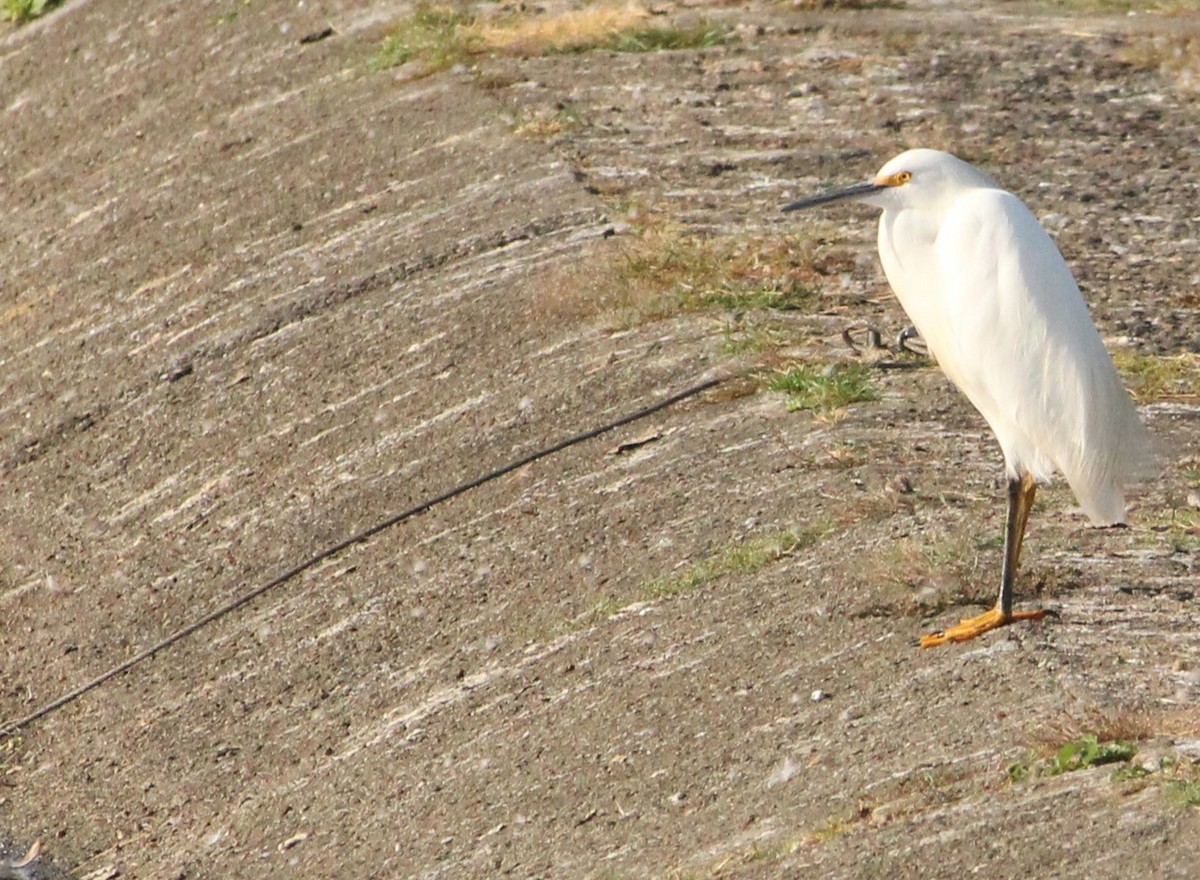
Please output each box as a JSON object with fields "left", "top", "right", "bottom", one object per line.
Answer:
{"left": 0, "top": 0, "right": 1198, "bottom": 878}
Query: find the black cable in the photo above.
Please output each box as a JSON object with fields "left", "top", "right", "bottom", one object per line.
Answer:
{"left": 0, "top": 376, "right": 722, "bottom": 739}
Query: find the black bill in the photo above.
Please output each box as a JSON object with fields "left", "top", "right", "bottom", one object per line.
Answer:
{"left": 781, "top": 180, "right": 886, "bottom": 212}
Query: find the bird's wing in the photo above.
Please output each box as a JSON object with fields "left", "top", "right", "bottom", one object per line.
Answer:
{"left": 931, "top": 188, "right": 1152, "bottom": 523}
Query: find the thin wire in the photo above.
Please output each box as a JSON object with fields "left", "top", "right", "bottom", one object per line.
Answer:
{"left": 0, "top": 376, "right": 723, "bottom": 739}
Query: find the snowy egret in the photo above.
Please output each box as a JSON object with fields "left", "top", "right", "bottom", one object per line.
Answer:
{"left": 783, "top": 148, "right": 1152, "bottom": 647}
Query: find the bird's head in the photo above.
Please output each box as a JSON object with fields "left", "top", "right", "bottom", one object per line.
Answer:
{"left": 783, "top": 148, "right": 997, "bottom": 214}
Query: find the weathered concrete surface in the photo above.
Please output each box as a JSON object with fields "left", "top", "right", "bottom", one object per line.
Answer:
{"left": 0, "top": 1, "right": 1198, "bottom": 878}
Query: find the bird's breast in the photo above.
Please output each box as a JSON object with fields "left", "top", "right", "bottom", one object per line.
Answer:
{"left": 876, "top": 208, "right": 946, "bottom": 353}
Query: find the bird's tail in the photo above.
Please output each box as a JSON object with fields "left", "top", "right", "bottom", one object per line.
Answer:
{"left": 1063, "top": 383, "right": 1156, "bottom": 526}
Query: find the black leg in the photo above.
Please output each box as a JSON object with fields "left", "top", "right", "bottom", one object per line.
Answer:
{"left": 920, "top": 471, "right": 1045, "bottom": 647}
{"left": 998, "top": 472, "right": 1037, "bottom": 617}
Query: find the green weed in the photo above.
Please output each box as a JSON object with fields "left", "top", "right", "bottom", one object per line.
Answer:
{"left": 1135, "top": 507, "right": 1200, "bottom": 555}
{"left": 1165, "top": 779, "right": 1200, "bottom": 808}
{"left": 720, "top": 325, "right": 788, "bottom": 357}
{"left": 1048, "top": 735, "right": 1137, "bottom": 774}
{"left": 645, "top": 527, "right": 826, "bottom": 600}
{"left": 370, "top": 4, "right": 731, "bottom": 74}
{"left": 1007, "top": 760, "right": 1031, "bottom": 783}
{"left": 810, "top": 816, "right": 853, "bottom": 843}
{"left": 1009, "top": 734, "right": 1137, "bottom": 781}
{"left": 703, "top": 285, "right": 813, "bottom": 313}
{"left": 603, "top": 21, "right": 730, "bottom": 53}
{"left": 512, "top": 104, "right": 583, "bottom": 139}
{"left": 575, "top": 596, "right": 625, "bottom": 627}
{"left": 368, "top": 5, "right": 478, "bottom": 73}
{"left": 746, "top": 839, "right": 801, "bottom": 861}
{"left": 566, "top": 528, "right": 827, "bottom": 631}
{"left": 601, "top": 228, "right": 817, "bottom": 327}
{"left": 768, "top": 362, "right": 878, "bottom": 412}
{"left": 1061, "top": 0, "right": 1195, "bottom": 11}
{"left": 2, "top": 0, "right": 56, "bottom": 23}
{"left": 1111, "top": 764, "right": 1153, "bottom": 782}
{"left": 1113, "top": 352, "right": 1200, "bottom": 402}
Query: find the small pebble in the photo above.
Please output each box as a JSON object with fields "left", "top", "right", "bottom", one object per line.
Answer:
{"left": 811, "top": 689, "right": 827, "bottom": 702}
{"left": 839, "top": 706, "right": 863, "bottom": 723}
{"left": 279, "top": 832, "right": 308, "bottom": 851}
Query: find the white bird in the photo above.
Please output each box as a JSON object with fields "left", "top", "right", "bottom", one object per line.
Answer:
{"left": 783, "top": 148, "right": 1153, "bottom": 647}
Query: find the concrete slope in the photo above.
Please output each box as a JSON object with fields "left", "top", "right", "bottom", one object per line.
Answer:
{"left": 0, "top": 2, "right": 1198, "bottom": 879}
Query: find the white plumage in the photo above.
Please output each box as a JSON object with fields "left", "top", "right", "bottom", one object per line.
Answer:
{"left": 783, "top": 148, "right": 1153, "bottom": 646}
{"left": 865, "top": 149, "right": 1152, "bottom": 525}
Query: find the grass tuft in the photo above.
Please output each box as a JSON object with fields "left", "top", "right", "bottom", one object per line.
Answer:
{"left": 532, "top": 226, "right": 820, "bottom": 331}
{"left": 1066, "top": 0, "right": 1197, "bottom": 12}
{"left": 370, "top": 3, "right": 732, "bottom": 74}
{"left": 603, "top": 21, "right": 731, "bottom": 53}
{"left": 1113, "top": 351, "right": 1200, "bottom": 402}
{"left": 1008, "top": 708, "right": 1200, "bottom": 804}
{"left": 768, "top": 362, "right": 878, "bottom": 412}
{"left": 479, "top": 2, "right": 648, "bottom": 54}
{"left": 368, "top": 4, "right": 478, "bottom": 73}
{"left": 528, "top": 222, "right": 845, "bottom": 396}
{"left": 2, "top": 0, "right": 56, "bottom": 23}
{"left": 645, "top": 527, "right": 827, "bottom": 600}
{"left": 617, "top": 229, "right": 816, "bottom": 317}
{"left": 720, "top": 325, "right": 786, "bottom": 357}
{"left": 566, "top": 527, "right": 829, "bottom": 633}
{"left": 1009, "top": 733, "right": 1137, "bottom": 782}
{"left": 1134, "top": 507, "right": 1200, "bottom": 555}
{"left": 1165, "top": 779, "right": 1200, "bottom": 808}
{"left": 1118, "top": 33, "right": 1200, "bottom": 93}
{"left": 481, "top": 5, "right": 729, "bottom": 55}
{"left": 512, "top": 103, "right": 583, "bottom": 140}
{"left": 809, "top": 816, "right": 853, "bottom": 843}
{"left": 1045, "top": 735, "right": 1137, "bottom": 775}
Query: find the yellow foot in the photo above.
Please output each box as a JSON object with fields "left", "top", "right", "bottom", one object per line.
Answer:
{"left": 920, "top": 605, "right": 1046, "bottom": 648}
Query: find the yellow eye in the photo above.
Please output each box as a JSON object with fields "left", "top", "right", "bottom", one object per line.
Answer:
{"left": 895, "top": 170, "right": 912, "bottom": 184}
